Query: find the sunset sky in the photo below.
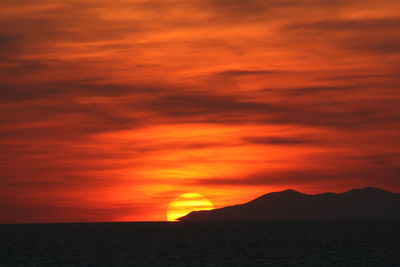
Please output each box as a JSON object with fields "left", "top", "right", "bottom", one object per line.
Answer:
{"left": 1, "top": 0, "right": 400, "bottom": 223}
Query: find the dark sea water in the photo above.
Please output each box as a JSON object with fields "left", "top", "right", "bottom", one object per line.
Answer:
{"left": 1, "top": 220, "right": 399, "bottom": 266}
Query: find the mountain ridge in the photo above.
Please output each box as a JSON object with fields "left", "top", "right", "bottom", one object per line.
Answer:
{"left": 178, "top": 187, "right": 400, "bottom": 221}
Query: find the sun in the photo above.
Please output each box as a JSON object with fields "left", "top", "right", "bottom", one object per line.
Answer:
{"left": 167, "top": 193, "right": 214, "bottom": 221}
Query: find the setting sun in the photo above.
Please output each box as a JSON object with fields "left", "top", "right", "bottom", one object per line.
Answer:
{"left": 167, "top": 193, "right": 214, "bottom": 221}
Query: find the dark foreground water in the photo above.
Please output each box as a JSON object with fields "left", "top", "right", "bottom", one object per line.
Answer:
{"left": 0, "top": 220, "right": 399, "bottom": 266}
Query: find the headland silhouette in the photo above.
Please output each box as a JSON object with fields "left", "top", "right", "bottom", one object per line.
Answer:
{"left": 179, "top": 187, "right": 400, "bottom": 221}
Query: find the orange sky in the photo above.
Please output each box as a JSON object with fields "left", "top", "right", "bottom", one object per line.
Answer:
{"left": 1, "top": 0, "right": 400, "bottom": 223}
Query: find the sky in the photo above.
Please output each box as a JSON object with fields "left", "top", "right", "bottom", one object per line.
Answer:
{"left": 1, "top": 0, "right": 399, "bottom": 223}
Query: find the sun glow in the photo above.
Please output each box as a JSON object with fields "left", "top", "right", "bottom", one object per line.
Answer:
{"left": 167, "top": 193, "right": 214, "bottom": 221}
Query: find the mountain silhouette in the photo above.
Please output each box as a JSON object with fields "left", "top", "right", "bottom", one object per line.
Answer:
{"left": 178, "top": 187, "right": 400, "bottom": 221}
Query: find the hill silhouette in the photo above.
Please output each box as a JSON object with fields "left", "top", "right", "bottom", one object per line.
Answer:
{"left": 178, "top": 187, "right": 400, "bottom": 221}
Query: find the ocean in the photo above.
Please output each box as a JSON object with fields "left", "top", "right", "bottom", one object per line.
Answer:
{"left": 1, "top": 220, "right": 399, "bottom": 266}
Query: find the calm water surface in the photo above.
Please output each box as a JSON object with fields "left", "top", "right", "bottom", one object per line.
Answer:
{"left": 1, "top": 220, "right": 399, "bottom": 266}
